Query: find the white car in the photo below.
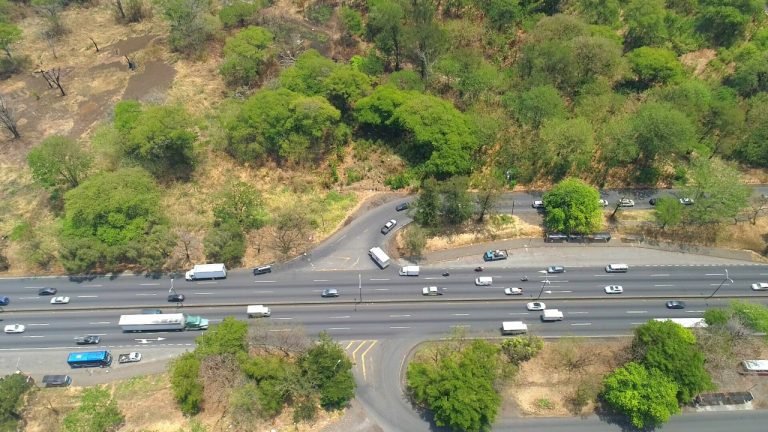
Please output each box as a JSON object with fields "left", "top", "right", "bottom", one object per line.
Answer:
{"left": 598, "top": 199, "right": 609, "bottom": 207}
{"left": 751, "top": 283, "right": 768, "bottom": 291}
{"left": 679, "top": 198, "right": 694, "bottom": 205}
{"left": 51, "top": 296, "right": 70, "bottom": 304}
{"left": 604, "top": 285, "right": 624, "bottom": 294}
{"left": 504, "top": 287, "right": 523, "bottom": 295}
{"left": 618, "top": 198, "right": 635, "bottom": 207}
{"left": 422, "top": 286, "right": 442, "bottom": 296}
{"left": 526, "top": 302, "right": 546, "bottom": 311}
{"left": 532, "top": 200, "right": 545, "bottom": 209}
{"left": 4, "top": 324, "right": 25, "bottom": 334}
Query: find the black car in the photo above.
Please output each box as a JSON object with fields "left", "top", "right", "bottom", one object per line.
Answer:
{"left": 38, "top": 287, "right": 57, "bottom": 296}
{"left": 168, "top": 293, "right": 185, "bottom": 302}
{"left": 253, "top": 265, "right": 272, "bottom": 275}
{"left": 395, "top": 202, "right": 409, "bottom": 212}
{"left": 649, "top": 198, "right": 657, "bottom": 206}
{"left": 75, "top": 335, "right": 100, "bottom": 345}
{"left": 666, "top": 300, "right": 686, "bottom": 309}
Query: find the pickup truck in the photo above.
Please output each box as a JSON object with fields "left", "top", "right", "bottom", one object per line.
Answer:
{"left": 118, "top": 352, "right": 142, "bottom": 363}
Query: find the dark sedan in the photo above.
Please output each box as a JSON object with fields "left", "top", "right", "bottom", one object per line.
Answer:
{"left": 666, "top": 300, "right": 686, "bottom": 309}
{"left": 38, "top": 287, "right": 57, "bottom": 295}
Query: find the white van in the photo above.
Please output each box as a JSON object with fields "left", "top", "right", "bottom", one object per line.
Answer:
{"left": 605, "top": 263, "right": 629, "bottom": 273}
{"left": 475, "top": 276, "right": 493, "bottom": 286}
{"left": 501, "top": 321, "right": 528, "bottom": 335}
{"left": 247, "top": 305, "right": 271, "bottom": 318}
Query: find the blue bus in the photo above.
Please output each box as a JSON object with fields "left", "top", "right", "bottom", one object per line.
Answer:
{"left": 67, "top": 351, "right": 113, "bottom": 368}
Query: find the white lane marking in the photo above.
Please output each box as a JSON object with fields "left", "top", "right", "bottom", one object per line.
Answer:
{"left": 571, "top": 323, "right": 592, "bottom": 326}
{"left": 90, "top": 322, "right": 111, "bottom": 325}
{"left": 709, "top": 283, "right": 723, "bottom": 286}
{"left": 28, "top": 323, "right": 50, "bottom": 326}
{"left": 23, "top": 335, "right": 45, "bottom": 338}
{"left": 370, "top": 278, "right": 390, "bottom": 281}
{"left": 328, "top": 327, "right": 351, "bottom": 330}
{"left": 194, "top": 292, "right": 213, "bottom": 295}
{"left": 313, "top": 279, "right": 330, "bottom": 282}
{"left": 83, "top": 284, "right": 102, "bottom": 287}
{"left": 651, "top": 274, "right": 670, "bottom": 277}
{"left": 654, "top": 284, "right": 674, "bottom": 287}
{"left": 329, "top": 316, "right": 351, "bottom": 319}
{"left": 686, "top": 310, "right": 706, "bottom": 313}
{"left": 631, "top": 322, "right": 645, "bottom": 325}
{"left": 546, "top": 290, "right": 572, "bottom": 293}
{"left": 87, "top": 333, "right": 107, "bottom": 336}
{"left": 452, "top": 313, "right": 470, "bottom": 316}
{"left": 273, "top": 317, "right": 293, "bottom": 320}
{"left": 626, "top": 311, "right": 648, "bottom": 314}
{"left": 450, "top": 325, "right": 471, "bottom": 328}
{"left": 389, "top": 314, "right": 412, "bottom": 318}
{"left": 390, "top": 326, "right": 411, "bottom": 329}
{"left": 268, "top": 329, "right": 290, "bottom": 332}
{"left": 374, "top": 288, "right": 390, "bottom": 291}
{"left": 706, "top": 274, "right": 725, "bottom": 276}
{"left": 423, "top": 277, "right": 441, "bottom": 280}
{"left": 253, "top": 290, "right": 274, "bottom": 294}
{"left": 77, "top": 295, "right": 98, "bottom": 298}
{"left": 253, "top": 281, "right": 275, "bottom": 283}
{"left": 140, "top": 283, "right": 160, "bottom": 286}
{"left": 569, "top": 311, "right": 589, "bottom": 315}
{"left": 593, "top": 274, "right": 611, "bottom": 277}
{"left": 18, "top": 297, "right": 40, "bottom": 300}
{"left": 24, "top": 286, "right": 45, "bottom": 289}
{"left": 197, "top": 281, "right": 218, "bottom": 284}
{"left": 135, "top": 293, "right": 157, "bottom": 296}
{"left": 508, "top": 312, "right": 530, "bottom": 315}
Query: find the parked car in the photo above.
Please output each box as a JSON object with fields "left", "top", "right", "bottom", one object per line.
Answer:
{"left": 649, "top": 198, "right": 657, "bottom": 206}
{"left": 679, "top": 197, "right": 695, "bottom": 205}
{"left": 526, "top": 302, "right": 546, "bottom": 311}
{"left": 38, "top": 287, "right": 57, "bottom": 295}
{"left": 321, "top": 288, "right": 340, "bottom": 298}
{"left": 504, "top": 287, "right": 523, "bottom": 295}
{"left": 618, "top": 198, "right": 635, "bottom": 207}
{"left": 167, "top": 293, "right": 185, "bottom": 302}
{"left": 604, "top": 285, "right": 624, "bottom": 294}
{"left": 666, "top": 300, "right": 686, "bottom": 309}
{"left": 3, "top": 324, "right": 25, "bottom": 334}
{"left": 751, "top": 283, "right": 768, "bottom": 291}
{"left": 547, "top": 266, "right": 566, "bottom": 273}
{"left": 381, "top": 219, "right": 397, "bottom": 234}
{"left": 50, "top": 296, "right": 70, "bottom": 304}
{"left": 75, "top": 335, "right": 100, "bottom": 345}
{"left": 532, "top": 200, "right": 545, "bottom": 209}
{"left": 598, "top": 199, "right": 609, "bottom": 207}
{"left": 395, "top": 202, "right": 409, "bottom": 211}
{"left": 118, "top": 352, "right": 142, "bottom": 363}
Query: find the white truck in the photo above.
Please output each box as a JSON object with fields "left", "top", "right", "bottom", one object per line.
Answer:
{"left": 247, "top": 305, "right": 271, "bottom": 318}
{"left": 399, "top": 266, "right": 420, "bottom": 276}
{"left": 653, "top": 318, "right": 707, "bottom": 328}
{"left": 118, "top": 313, "right": 209, "bottom": 332}
{"left": 368, "top": 247, "right": 391, "bottom": 269}
{"left": 185, "top": 263, "right": 227, "bottom": 281}
{"left": 541, "top": 309, "right": 564, "bottom": 321}
{"left": 475, "top": 276, "right": 493, "bottom": 286}
{"left": 501, "top": 321, "right": 528, "bottom": 335}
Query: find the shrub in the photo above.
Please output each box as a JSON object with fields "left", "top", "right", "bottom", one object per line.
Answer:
{"left": 170, "top": 353, "right": 203, "bottom": 415}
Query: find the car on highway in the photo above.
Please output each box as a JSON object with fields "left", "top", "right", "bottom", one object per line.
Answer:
{"left": 253, "top": 265, "right": 272, "bottom": 275}
{"left": 547, "top": 266, "right": 565, "bottom": 273}
{"left": 38, "top": 287, "right": 57, "bottom": 295}
{"left": 604, "top": 285, "right": 624, "bottom": 294}
{"left": 321, "top": 288, "right": 340, "bottom": 298}
{"left": 679, "top": 197, "right": 694, "bottom": 205}
{"left": 167, "top": 293, "right": 185, "bottom": 302}
{"left": 618, "top": 198, "right": 635, "bottom": 207}
{"left": 598, "top": 199, "right": 608, "bottom": 207}
{"left": 50, "top": 296, "right": 70, "bottom": 304}
{"left": 395, "top": 202, "right": 409, "bottom": 211}
{"left": 504, "top": 287, "right": 523, "bottom": 295}
{"left": 381, "top": 219, "right": 397, "bottom": 234}
{"left": 74, "top": 335, "right": 100, "bottom": 345}
{"left": 4, "top": 324, "right": 25, "bottom": 334}
{"left": 751, "top": 283, "right": 768, "bottom": 291}
{"left": 666, "top": 300, "right": 686, "bottom": 309}
{"left": 527, "top": 302, "right": 546, "bottom": 311}
{"left": 0, "top": 296, "right": 9, "bottom": 306}
{"left": 422, "top": 286, "right": 442, "bottom": 296}
{"left": 141, "top": 309, "right": 163, "bottom": 314}
{"left": 532, "top": 200, "right": 545, "bottom": 209}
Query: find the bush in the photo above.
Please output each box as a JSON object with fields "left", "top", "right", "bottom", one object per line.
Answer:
{"left": 203, "top": 221, "right": 246, "bottom": 268}
{"left": 500, "top": 335, "right": 543, "bottom": 364}
{"left": 170, "top": 352, "right": 203, "bottom": 416}
{"left": 219, "top": 0, "right": 263, "bottom": 28}
{"left": 305, "top": 3, "right": 333, "bottom": 24}
{"left": 0, "top": 374, "right": 33, "bottom": 428}
{"left": 344, "top": 167, "right": 363, "bottom": 185}
{"left": 339, "top": 6, "right": 363, "bottom": 36}
{"left": 385, "top": 172, "right": 413, "bottom": 190}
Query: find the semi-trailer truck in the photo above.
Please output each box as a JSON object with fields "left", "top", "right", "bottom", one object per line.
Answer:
{"left": 118, "top": 313, "right": 209, "bottom": 332}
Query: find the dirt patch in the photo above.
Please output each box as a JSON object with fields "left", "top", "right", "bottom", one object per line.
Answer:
{"left": 680, "top": 49, "right": 717, "bottom": 77}
{"left": 420, "top": 215, "right": 543, "bottom": 252}
{"left": 122, "top": 60, "right": 177, "bottom": 101}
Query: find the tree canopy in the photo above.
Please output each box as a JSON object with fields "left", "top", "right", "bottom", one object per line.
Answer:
{"left": 27, "top": 135, "right": 92, "bottom": 189}
{"left": 602, "top": 362, "right": 680, "bottom": 429}
{"left": 543, "top": 178, "right": 603, "bottom": 234}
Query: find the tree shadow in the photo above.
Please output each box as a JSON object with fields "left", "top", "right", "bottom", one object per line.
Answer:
{"left": 594, "top": 402, "right": 662, "bottom": 432}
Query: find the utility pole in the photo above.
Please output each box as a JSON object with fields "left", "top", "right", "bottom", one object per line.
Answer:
{"left": 358, "top": 273, "right": 362, "bottom": 304}
{"left": 536, "top": 270, "right": 550, "bottom": 300}
{"left": 708, "top": 269, "right": 732, "bottom": 299}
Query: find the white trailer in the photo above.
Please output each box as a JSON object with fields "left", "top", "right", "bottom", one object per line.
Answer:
{"left": 185, "top": 263, "right": 227, "bottom": 281}
{"left": 653, "top": 318, "right": 708, "bottom": 328}
{"left": 501, "top": 321, "right": 528, "bottom": 335}
{"left": 119, "top": 314, "right": 186, "bottom": 332}
{"left": 541, "top": 309, "right": 564, "bottom": 321}
{"left": 399, "top": 266, "right": 420, "bottom": 276}
{"left": 247, "top": 305, "right": 271, "bottom": 318}
{"left": 368, "top": 247, "right": 391, "bottom": 269}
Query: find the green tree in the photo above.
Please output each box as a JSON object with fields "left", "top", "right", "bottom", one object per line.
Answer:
{"left": 696, "top": 0, "right": 762, "bottom": 47}
{"left": 213, "top": 181, "right": 267, "bottom": 231}
{"left": 539, "top": 117, "right": 594, "bottom": 180}
{"left": 27, "top": 135, "right": 92, "bottom": 189}
{"left": 500, "top": 335, "right": 543, "bottom": 364}
{"left": 403, "top": 225, "right": 427, "bottom": 259}
{"left": 736, "top": 93, "right": 768, "bottom": 165}
{"left": 440, "top": 176, "right": 473, "bottom": 226}
{"left": 0, "top": 373, "right": 32, "bottom": 426}
{"left": 340, "top": 6, "right": 364, "bottom": 37}
{"left": 576, "top": 0, "right": 620, "bottom": 26}
{"left": 542, "top": 178, "right": 602, "bottom": 234}
{"left": 0, "top": 22, "right": 21, "bottom": 60}
{"left": 728, "top": 51, "right": 768, "bottom": 97}
{"left": 299, "top": 332, "right": 355, "bottom": 410}
{"left": 629, "top": 102, "right": 695, "bottom": 168}
{"left": 507, "top": 85, "right": 567, "bottom": 129}
{"left": 681, "top": 158, "right": 750, "bottom": 225}
{"left": 203, "top": 221, "right": 246, "bottom": 267}
{"left": 367, "top": 0, "right": 406, "bottom": 70}
{"left": 62, "top": 387, "right": 124, "bottom": 432}
{"left": 112, "top": 101, "right": 197, "bottom": 180}
{"left": 413, "top": 178, "right": 441, "bottom": 228}
{"left": 353, "top": 85, "right": 411, "bottom": 132}
{"left": 601, "top": 362, "right": 680, "bottom": 429}
{"left": 407, "top": 339, "right": 501, "bottom": 432}
{"left": 59, "top": 168, "right": 174, "bottom": 273}
{"left": 627, "top": 47, "right": 684, "bottom": 87}
{"left": 279, "top": 49, "right": 337, "bottom": 96}
{"left": 405, "top": 0, "right": 446, "bottom": 80}
{"left": 474, "top": 174, "right": 504, "bottom": 223}
{"left": 476, "top": 0, "right": 524, "bottom": 32}
{"left": 170, "top": 352, "right": 203, "bottom": 415}
{"left": 322, "top": 66, "right": 372, "bottom": 114}
{"left": 157, "top": 0, "right": 215, "bottom": 56}
{"left": 624, "top": 0, "right": 668, "bottom": 49}
{"left": 219, "top": 0, "right": 263, "bottom": 28}
{"left": 220, "top": 26, "right": 273, "bottom": 88}
{"left": 632, "top": 320, "right": 714, "bottom": 403}
{"left": 653, "top": 197, "right": 682, "bottom": 229}
{"left": 195, "top": 316, "right": 248, "bottom": 356}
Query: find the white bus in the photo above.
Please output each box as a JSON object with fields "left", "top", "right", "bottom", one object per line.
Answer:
{"left": 368, "top": 247, "right": 390, "bottom": 269}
